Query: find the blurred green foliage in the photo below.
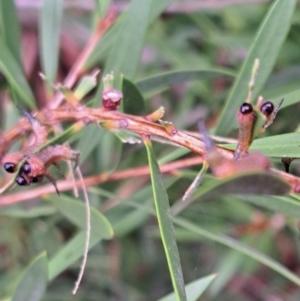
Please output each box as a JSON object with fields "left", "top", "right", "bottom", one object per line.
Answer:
{"left": 1, "top": 0, "right": 300, "bottom": 300}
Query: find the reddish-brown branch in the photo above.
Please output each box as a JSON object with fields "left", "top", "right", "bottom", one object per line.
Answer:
{"left": 2, "top": 104, "right": 300, "bottom": 195}
{"left": 0, "top": 156, "right": 203, "bottom": 206}
{"left": 0, "top": 107, "right": 207, "bottom": 157}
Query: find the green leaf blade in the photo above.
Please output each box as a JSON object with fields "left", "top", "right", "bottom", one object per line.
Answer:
{"left": 221, "top": 132, "right": 300, "bottom": 157}
{"left": 48, "top": 231, "right": 101, "bottom": 280}
{"left": 104, "top": 0, "right": 153, "bottom": 84}
{"left": 136, "top": 69, "right": 235, "bottom": 95}
{"left": 144, "top": 138, "right": 187, "bottom": 301}
{"left": 122, "top": 77, "right": 146, "bottom": 114}
{"left": 0, "top": 0, "right": 23, "bottom": 67}
{"left": 158, "top": 274, "right": 217, "bottom": 301}
{"left": 196, "top": 172, "right": 291, "bottom": 201}
{"left": 11, "top": 252, "right": 48, "bottom": 301}
{"left": 39, "top": 0, "right": 63, "bottom": 82}
{"left": 49, "top": 195, "right": 113, "bottom": 280}
{"left": 175, "top": 218, "right": 300, "bottom": 287}
{"left": 86, "top": 0, "right": 173, "bottom": 69}
{"left": 0, "top": 37, "right": 35, "bottom": 108}
{"left": 52, "top": 195, "right": 114, "bottom": 239}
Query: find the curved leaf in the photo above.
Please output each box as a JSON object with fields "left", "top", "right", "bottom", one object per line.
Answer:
{"left": 122, "top": 77, "right": 146, "bottom": 115}
{"left": 51, "top": 195, "right": 113, "bottom": 239}
{"left": 195, "top": 172, "right": 291, "bottom": 201}
{"left": 250, "top": 133, "right": 300, "bottom": 157}
{"left": 158, "top": 274, "right": 216, "bottom": 301}
{"left": 12, "top": 252, "right": 48, "bottom": 301}
{"left": 49, "top": 195, "right": 113, "bottom": 280}
{"left": 174, "top": 218, "right": 300, "bottom": 287}
{"left": 48, "top": 231, "right": 102, "bottom": 280}
{"left": 136, "top": 69, "right": 235, "bottom": 94}
{"left": 1, "top": 206, "right": 56, "bottom": 218}
{"left": 237, "top": 194, "right": 300, "bottom": 217}
{"left": 266, "top": 89, "right": 300, "bottom": 110}
{"left": 0, "top": 37, "right": 35, "bottom": 108}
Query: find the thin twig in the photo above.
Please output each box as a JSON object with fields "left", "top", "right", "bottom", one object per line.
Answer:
{"left": 0, "top": 157, "right": 203, "bottom": 206}
{"left": 72, "top": 168, "right": 91, "bottom": 295}
{"left": 2, "top": 104, "right": 300, "bottom": 195}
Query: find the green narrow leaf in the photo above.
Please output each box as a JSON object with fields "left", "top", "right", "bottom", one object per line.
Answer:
{"left": 221, "top": 132, "right": 300, "bottom": 157}
{"left": 103, "top": 0, "right": 153, "bottom": 86}
{"left": 51, "top": 195, "right": 114, "bottom": 239}
{"left": 174, "top": 218, "right": 300, "bottom": 287}
{"left": 194, "top": 172, "right": 291, "bottom": 200}
{"left": 144, "top": 138, "right": 187, "bottom": 301}
{"left": 49, "top": 195, "right": 113, "bottom": 280}
{"left": 39, "top": 0, "right": 63, "bottom": 82}
{"left": 215, "top": 0, "right": 297, "bottom": 136}
{"left": 46, "top": 124, "right": 81, "bottom": 146}
{"left": 250, "top": 133, "right": 300, "bottom": 157}
{"left": 158, "top": 274, "right": 217, "bottom": 301}
{"left": 76, "top": 124, "right": 105, "bottom": 164}
{"left": 207, "top": 251, "right": 245, "bottom": 297}
{"left": 0, "top": 0, "right": 23, "bottom": 66}
{"left": 85, "top": 0, "right": 173, "bottom": 69}
{"left": 0, "top": 37, "right": 35, "bottom": 108}
{"left": 48, "top": 231, "right": 101, "bottom": 280}
{"left": 136, "top": 69, "right": 235, "bottom": 94}
{"left": 1, "top": 206, "right": 56, "bottom": 218}
{"left": 236, "top": 194, "right": 300, "bottom": 217}
{"left": 122, "top": 77, "right": 146, "bottom": 114}
{"left": 11, "top": 252, "right": 48, "bottom": 301}
{"left": 173, "top": 172, "right": 291, "bottom": 216}
{"left": 96, "top": 130, "right": 122, "bottom": 172}
{"left": 74, "top": 72, "right": 99, "bottom": 100}
{"left": 272, "top": 88, "right": 300, "bottom": 109}
{"left": 93, "top": 183, "right": 300, "bottom": 288}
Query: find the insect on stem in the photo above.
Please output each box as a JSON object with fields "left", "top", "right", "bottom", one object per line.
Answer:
{"left": 263, "top": 98, "right": 284, "bottom": 129}
{"left": 1, "top": 107, "right": 80, "bottom": 194}
{"left": 234, "top": 103, "right": 256, "bottom": 160}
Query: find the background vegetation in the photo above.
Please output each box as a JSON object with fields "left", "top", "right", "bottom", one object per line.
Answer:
{"left": 1, "top": 0, "right": 300, "bottom": 300}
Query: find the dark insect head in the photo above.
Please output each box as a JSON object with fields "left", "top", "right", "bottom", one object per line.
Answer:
{"left": 260, "top": 101, "right": 274, "bottom": 117}
{"left": 16, "top": 174, "right": 30, "bottom": 186}
{"left": 4, "top": 162, "right": 16, "bottom": 173}
{"left": 1, "top": 152, "right": 24, "bottom": 173}
{"left": 21, "top": 161, "right": 31, "bottom": 173}
{"left": 239, "top": 103, "right": 253, "bottom": 115}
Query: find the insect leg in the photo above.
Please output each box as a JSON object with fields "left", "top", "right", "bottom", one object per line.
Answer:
{"left": 45, "top": 171, "right": 60, "bottom": 195}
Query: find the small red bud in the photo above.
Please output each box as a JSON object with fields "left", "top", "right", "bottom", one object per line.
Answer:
{"left": 102, "top": 88, "right": 123, "bottom": 110}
